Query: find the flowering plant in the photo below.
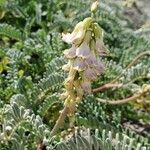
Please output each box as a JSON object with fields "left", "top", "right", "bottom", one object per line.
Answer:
{"left": 51, "top": 1, "right": 109, "bottom": 136}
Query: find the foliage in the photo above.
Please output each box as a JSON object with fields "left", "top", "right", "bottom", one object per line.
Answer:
{"left": 0, "top": 0, "right": 150, "bottom": 149}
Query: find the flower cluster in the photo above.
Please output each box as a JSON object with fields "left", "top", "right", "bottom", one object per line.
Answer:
{"left": 61, "top": 17, "right": 108, "bottom": 110}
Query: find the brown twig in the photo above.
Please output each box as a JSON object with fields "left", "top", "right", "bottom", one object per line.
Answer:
{"left": 92, "top": 51, "right": 150, "bottom": 93}
{"left": 92, "top": 83, "right": 122, "bottom": 93}
{"left": 36, "top": 140, "right": 45, "bottom": 150}
{"left": 50, "top": 106, "right": 69, "bottom": 137}
{"left": 96, "top": 93, "right": 142, "bottom": 105}
{"left": 126, "top": 51, "right": 150, "bottom": 69}
{"left": 111, "top": 51, "right": 150, "bottom": 84}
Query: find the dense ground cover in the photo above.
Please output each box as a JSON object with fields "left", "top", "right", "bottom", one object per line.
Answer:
{"left": 0, "top": 0, "right": 150, "bottom": 149}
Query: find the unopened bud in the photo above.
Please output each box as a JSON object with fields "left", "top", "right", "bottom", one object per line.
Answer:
{"left": 73, "top": 21, "right": 84, "bottom": 33}
{"left": 64, "top": 79, "right": 73, "bottom": 90}
{"left": 90, "top": 39, "right": 96, "bottom": 52}
{"left": 82, "top": 17, "right": 93, "bottom": 29}
{"left": 60, "top": 92, "right": 68, "bottom": 100}
{"left": 93, "top": 23, "right": 103, "bottom": 39}
{"left": 91, "top": 1, "right": 99, "bottom": 13}
{"left": 84, "top": 30, "right": 92, "bottom": 43}
{"left": 62, "top": 64, "right": 70, "bottom": 72}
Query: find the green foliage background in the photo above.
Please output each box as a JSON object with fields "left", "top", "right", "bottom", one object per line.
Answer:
{"left": 0, "top": 0, "right": 150, "bottom": 149}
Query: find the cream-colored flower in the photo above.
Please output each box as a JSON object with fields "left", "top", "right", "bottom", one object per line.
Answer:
{"left": 91, "top": 1, "right": 99, "bottom": 13}
{"left": 62, "top": 33, "right": 73, "bottom": 44}
{"left": 62, "top": 30, "right": 86, "bottom": 45}
{"left": 61, "top": 15, "right": 107, "bottom": 107}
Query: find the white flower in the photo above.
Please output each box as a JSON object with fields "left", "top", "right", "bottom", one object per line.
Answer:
{"left": 76, "top": 42, "right": 91, "bottom": 58}
{"left": 91, "top": 1, "right": 99, "bottom": 13}
{"left": 62, "top": 28, "right": 85, "bottom": 45}
{"left": 62, "top": 33, "right": 73, "bottom": 44}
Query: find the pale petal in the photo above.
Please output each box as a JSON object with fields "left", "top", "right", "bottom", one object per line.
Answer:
{"left": 86, "top": 54, "right": 97, "bottom": 66}
{"left": 62, "top": 33, "right": 73, "bottom": 44}
{"left": 94, "top": 61, "right": 105, "bottom": 75}
{"left": 62, "top": 63, "right": 70, "bottom": 71}
{"left": 81, "top": 80, "right": 91, "bottom": 93}
{"left": 72, "top": 29, "right": 86, "bottom": 45}
{"left": 96, "top": 39, "right": 108, "bottom": 55}
{"left": 83, "top": 67, "right": 97, "bottom": 80}
{"left": 76, "top": 42, "right": 91, "bottom": 58}
{"left": 63, "top": 45, "right": 76, "bottom": 59}
{"left": 73, "top": 58, "right": 86, "bottom": 71}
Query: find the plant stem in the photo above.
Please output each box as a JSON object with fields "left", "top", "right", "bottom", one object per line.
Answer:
{"left": 92, "top": 83, "right": 122, "bottom": 93}
{"left": 111, "top": 51, "right": 150, "bottom": 84}
{"left": 96, "top": 93, "right": 143, "bottom": 105}
{"left": 92, "top": 51, "right": 150, "bottom": 93}
{"left": 126, "top": 51, "right": 150, "bottom": 69}
{"left": 50, "top": 106, "right": 69, "bottom": 137}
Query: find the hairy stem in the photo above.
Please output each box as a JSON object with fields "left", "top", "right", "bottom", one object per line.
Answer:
{"left": 111, "top": 51, "right": 150, "bottom": 83}
{"left": 126, "top": 51, "right": 150, "bottom": 69}
{"left": 92, "top": 83, "right": 122, "bottom": 93}
{"left": 96, "top": 93, "right": 143, "bottom": 105}
{"left": 50, "top": 106, "right": 69, "bottom": 137}
{"left": 92, "top": 51, "right": 150, "bottom": 93}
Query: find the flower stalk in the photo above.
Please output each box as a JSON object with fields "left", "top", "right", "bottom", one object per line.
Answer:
{"left": 50, "top": 1, "right": 108, "bottom": 136}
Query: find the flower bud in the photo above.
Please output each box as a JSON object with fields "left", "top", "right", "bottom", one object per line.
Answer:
{"left": 60, "top": 92, "right": 68, "bottom": 100}
{"left": 82, "top": 17, "right": 93, "bottom": 29}
{"left": 64, "top": 79, "right": 73, "bottom": 91}
{"left": 73, "top": 29, "right": 86, "bottom": 45}
{"left": 90, "top": 39, "right": 96, "bottom": 52}
{"left": 84, "top": 30, "right": 92, "bottom": 43}
{"left": 95, "top": 39, "right": 109, "bottom": 55}
{"left": 93, "top": 23, "right": 103, "bottom": 39}
{"left": 62, "top": 63, "right": 70, "bottom": 72}
{"left": 91, "top": 1, "right": 99, "bottom": 13}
